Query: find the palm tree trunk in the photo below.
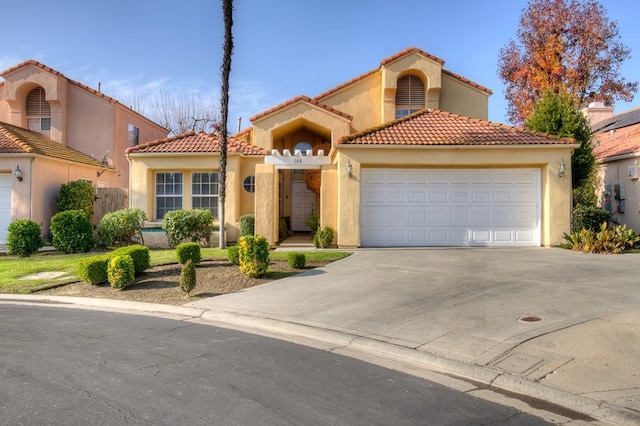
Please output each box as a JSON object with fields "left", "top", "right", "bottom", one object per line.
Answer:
{"left": 218, "top": 0, "right": 233, "bottom": 248}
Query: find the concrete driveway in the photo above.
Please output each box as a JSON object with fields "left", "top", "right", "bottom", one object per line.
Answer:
{"left": 189, "top": 247, "right": 640, "bottom": 422}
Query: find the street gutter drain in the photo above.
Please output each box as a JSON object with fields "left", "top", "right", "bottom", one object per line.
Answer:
{"left": 518, "top": 316, "right": 543, "bottom": 323}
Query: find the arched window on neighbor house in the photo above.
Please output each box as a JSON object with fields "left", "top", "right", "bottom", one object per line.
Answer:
{"left": 26, "top": 87, "right": 51, "bottom": 132}
{"left": 395, "top": 75, "right": 425, "bottom": 119}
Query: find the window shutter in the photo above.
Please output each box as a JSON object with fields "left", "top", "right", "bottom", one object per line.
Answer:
{"left": 395, "top": 75, "right": 425, "bottom": 108}
{"left": 26, "top": 87, "right": 51, "bottom": 116}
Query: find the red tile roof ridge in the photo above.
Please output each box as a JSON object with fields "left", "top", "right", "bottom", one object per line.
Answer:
{"left": 250, "top": 95, "right": 352, "bottom": 122}
{"left": 337, "top": 109, "right": 576, "bottom": 145}
{"left": 126, "top": 131, "right": 198, "bottom": 154}
{"left": 380, "top": 47, "right": 445, "bottom": 66}
{"left": 126, "top": 131, "right": 269, "bottom": 155}
{"left": 441, "top": 69, "right": 492, "bottom": 95}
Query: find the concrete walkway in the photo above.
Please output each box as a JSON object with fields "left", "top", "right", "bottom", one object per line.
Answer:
{"left": 3, "top": 247, "right": 640, "bottom": 424}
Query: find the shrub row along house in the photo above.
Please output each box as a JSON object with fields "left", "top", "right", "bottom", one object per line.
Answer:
{"left": 126, "top": 47, "right": 576, "bottom": 248}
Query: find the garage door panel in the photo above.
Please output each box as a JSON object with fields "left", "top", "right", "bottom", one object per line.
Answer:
{"left": 361, "top": 169, "right": 540, "bottom": 247}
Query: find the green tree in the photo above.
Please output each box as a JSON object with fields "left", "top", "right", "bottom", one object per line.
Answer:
{"left": 525, "top": 90, "right": 596, "bottom": 205}
{"left": 498, "top": 0, "right": 637, "bottom": 124}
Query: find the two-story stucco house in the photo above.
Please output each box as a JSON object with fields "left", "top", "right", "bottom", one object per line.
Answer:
{"left": 127, "top": 47, "right": 576, "bottom": 248}
{"left": 0, "top": 60, "right": 168, "bottom": 243}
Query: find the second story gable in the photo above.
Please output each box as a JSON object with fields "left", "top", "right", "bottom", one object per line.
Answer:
{"left": 0, "top": 60, "right": 168, "bottom": 188}
{"left": 245, "top": 47, "right": 492, "bottom": 154}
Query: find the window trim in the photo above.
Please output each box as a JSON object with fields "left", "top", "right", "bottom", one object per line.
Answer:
{"left": 155, "top": 171, "right": 183, "bottom": 220}
{"left": 192, "top": 171, "right": 219, "bottom": 219}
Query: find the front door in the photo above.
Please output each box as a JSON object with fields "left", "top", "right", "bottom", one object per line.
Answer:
{"left": 291, "top": 181, "right": 315, "bottom": 231}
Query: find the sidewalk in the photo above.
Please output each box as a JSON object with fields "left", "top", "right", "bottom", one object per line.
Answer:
{"left": 3, "top": 247, "right": 640, "bottom": 425}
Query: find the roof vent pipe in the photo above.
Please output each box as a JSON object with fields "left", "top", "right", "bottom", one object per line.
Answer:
{"left": 237, "top": 116, "right": 242, "bottom": 133}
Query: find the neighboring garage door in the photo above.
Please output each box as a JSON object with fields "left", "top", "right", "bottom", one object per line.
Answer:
{"left": 360, "top": 169, "right": 540, "bottom": 247}
{"left": 0, "top": 174, "right": 11, "bottom": 244}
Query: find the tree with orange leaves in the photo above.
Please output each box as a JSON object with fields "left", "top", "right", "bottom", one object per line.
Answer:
{"left": 498, "top": 0, "right": 637, "bottom": 124}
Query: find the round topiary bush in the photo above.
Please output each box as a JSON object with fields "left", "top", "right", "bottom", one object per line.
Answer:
{"left": 107, "top": 254, "right": 135, "bottom": 289}
{"left": 227, "top": 246, "right": 240, "bottom": 265}
{"left": 49, "top": 210, "right": 95, "bottom": 253}
{"left": 6, "top": 219, "right": 44, "bottom": 257}
{"left": 238, "top": 235, "right": 270, "bottom": 278}
{"left": 287, "top": 252, "right": 306, "bottom": 269}
{"left": 176, "top": 242, "right": 202, "bottom": 265}
{"left": 97, "top": 208, "right": 147, "bottom": 247}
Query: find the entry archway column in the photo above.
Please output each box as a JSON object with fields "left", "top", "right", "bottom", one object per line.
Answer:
{"left": 254, "top": 163, "right": 279, "bottom": 246}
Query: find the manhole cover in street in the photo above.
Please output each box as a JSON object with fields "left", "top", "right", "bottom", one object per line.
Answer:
{"left": 518, "top": 316, "right": 543, "bottom": 323}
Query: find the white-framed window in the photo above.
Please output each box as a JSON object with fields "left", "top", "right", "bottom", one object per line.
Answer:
{"left": 156, "top": 172, "right": 183, "bottom": 220}
{"left": 395, "top": 75, "right": 425, "bottom": 119}
{"left": 128, "top": 124, "right": 140, "bottom": 147}
{"left": 243, "top": 175, "right": 255, "bottom": 193}
{"left": 192, "top": 172, "right": 219, "bottom": 218}
{"left": 26, "top": 87, "right": 51, "bottom": 131}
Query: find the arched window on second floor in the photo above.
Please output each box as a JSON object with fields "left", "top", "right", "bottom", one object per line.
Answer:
{"left": 26, "top": 87, "right": 51, "bottom": 132}
{"left": 395, "top": 75, "right": 425, "bottom": 119}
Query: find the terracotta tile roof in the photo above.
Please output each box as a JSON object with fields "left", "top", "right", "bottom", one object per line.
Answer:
{"left": 337, "top": 109, "right": 576, "bottom": 146}
{"left": 0, "top": 121, "right": 104, "bottom": 166}
{"left": 593, "top": 122, "right": 640, "bottom": 160}
{"left": 380, "top": 46, "right": 445, "bottom": 66}
{"left": 1, "top": 60, "right": 166, "bottom": 130}
{"left": 126, "top": 131, "right": 269, "bottom": 155}
{"left": 249, "top": 95, "right": 352, "bottom": 122}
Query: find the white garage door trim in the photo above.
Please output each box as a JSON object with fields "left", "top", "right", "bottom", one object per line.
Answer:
{"left": 0, "top": 174, "right": 12, "bottom": 244}
{"left": 360, "top": 168, "right": 540, "bottom": 247}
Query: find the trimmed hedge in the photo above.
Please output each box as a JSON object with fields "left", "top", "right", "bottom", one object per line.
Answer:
{"left": 6, "top": 219, "right": 44, "bottom": 257}
{"left": 180, "top": 259, "right": 197, "bottom": 296}
{"left": 50, "top": 210, "right": 95, "bottom": 253}
{"left": 56, "top": 180, "right": 95, "bottom": 219}
{"left": 227, "top": 246, "right": 240, "bottom": 265}
{"left": 78, "top": 255, "right": 110, "bottom": 285}
{"left": 97, "top": 208, "right": 147, "bottom": 247}
{"left": 239, "top": 214, "right": 254, "bottom": 236}
{"left": 238, "top": 235, "right": 270, "bottom": 278}
{"left": 572, "top": 204, "right": 610, "bottom": 232}
{"left": 107, "top": 255, "right": 135, "bottom": 289}
{"left": 111, "top": 245, "right": 150, "bottom": 274}
{"left": 162, "top": 209, "right": 213, "bottom": 248}
{"left": 78, "top": 245, "right": 149, "bottom": 285}
{"left": 176, "top": 242, "right": 202, "bottom": 265}
{"left": 287, "top": 252, "right": 306, "bottom": 269}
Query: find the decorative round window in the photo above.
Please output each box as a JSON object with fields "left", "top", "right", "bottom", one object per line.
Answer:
{"left": 294, "top": 141, "right": 313, "bottom": 155}
{"left": 243, "top": 175, "right": 255, "bottom": 193}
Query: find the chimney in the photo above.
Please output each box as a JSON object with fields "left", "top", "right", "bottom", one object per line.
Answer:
{"left": 582, "top": 102, "right": 614, "bottom": 127}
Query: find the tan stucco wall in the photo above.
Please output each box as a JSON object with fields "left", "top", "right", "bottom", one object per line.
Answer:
{"left": 254, "top": 163, "right": 278, "bottom": 245}
{"left": 0, "top": 155, "right": 104, "bottom": 238}
{"left": 440, "top": 74, "right": 489, "bottom": 120}
{"left": 128, "top": 153, "right": 262, "bottom": 244}
{"left": 598, "top": 158, "right": 640, "bottom": 233}
{"left": 333, "top": 146, "right": 574, "bottom": 247}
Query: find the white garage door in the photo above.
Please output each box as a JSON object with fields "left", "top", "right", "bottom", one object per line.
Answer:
{"left": 0, "top": 174, "right": 11, "bottom": 244}
{"left": 360, "top": 169, "right": 540, "bottom": 247}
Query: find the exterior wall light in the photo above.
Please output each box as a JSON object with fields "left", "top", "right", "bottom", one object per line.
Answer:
{"left": 346, "top": 160, "right": 353, "bottom": 179}
{"left": 558, "top": 158, "right": 566, "bottom": 178}
{"left": 14, "top": 165, "right": 23, "bottom": 181}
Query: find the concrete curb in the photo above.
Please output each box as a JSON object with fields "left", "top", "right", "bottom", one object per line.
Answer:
{"left": 3, "top": 294, "right": 639, "bottom": 426}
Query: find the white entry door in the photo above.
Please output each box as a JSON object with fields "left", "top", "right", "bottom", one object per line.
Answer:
{"left": 291, "top": 182, "right": 316, "bottom": 231}
{"left": 360, "top": 168, "right": 540, "bottom": 247}
{"left": 0, "top": 174, "right": 12, "bottom": 244}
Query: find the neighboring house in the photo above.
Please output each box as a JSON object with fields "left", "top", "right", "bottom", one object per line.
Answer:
{"left": 128, "top": 47, "right": 576, "bottom": 248}
{"left": 591, "top": 106, "right": 640, "bottom": 232}
{"left": 0, "top": 60, "right": 168, "bottom": 243}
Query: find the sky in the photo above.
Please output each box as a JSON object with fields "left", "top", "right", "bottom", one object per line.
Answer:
{"left": 2, "top": 0, "right": 639, "bottom": 130}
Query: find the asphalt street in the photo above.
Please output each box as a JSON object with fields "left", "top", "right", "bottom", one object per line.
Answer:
{"left": 0, "top": 304, "right": 552, "bottom": 425}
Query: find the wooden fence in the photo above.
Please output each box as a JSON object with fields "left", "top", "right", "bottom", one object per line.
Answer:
{"left": 93, "top": 187, "right": 128, "bottom": 226}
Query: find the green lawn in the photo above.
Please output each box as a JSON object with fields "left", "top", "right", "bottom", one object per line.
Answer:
{"left": 0, "top": 248, "right": 350, "bottom": 294}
